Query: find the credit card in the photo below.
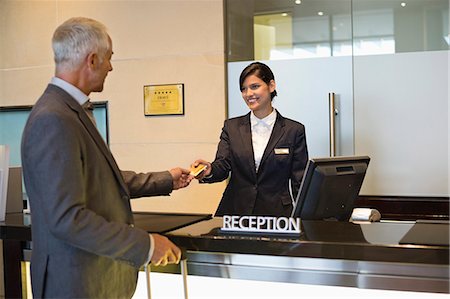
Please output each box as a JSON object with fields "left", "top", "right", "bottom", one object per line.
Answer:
{"left": 190, "top": 164, "right": 207, "bottom": 177}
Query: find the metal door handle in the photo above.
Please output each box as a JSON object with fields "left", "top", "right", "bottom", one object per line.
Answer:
{"left": 329, "top": 92, "right": 336, "bottom": 157}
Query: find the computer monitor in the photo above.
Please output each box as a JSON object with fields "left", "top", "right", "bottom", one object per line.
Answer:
{"left": 291, "top": 156, "right": 370, "bottom": 221}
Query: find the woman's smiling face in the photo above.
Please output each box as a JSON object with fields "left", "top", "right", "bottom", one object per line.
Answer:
{"left": 240, "top": 74, "right": 276, "bottom": 118}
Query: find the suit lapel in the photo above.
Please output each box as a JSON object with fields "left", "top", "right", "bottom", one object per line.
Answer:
{"left": 239, "top": 114, "right": 257, "bottom": 179}
{"left": 259, "top": 112, "right": 285, "bottom": 170}
{"left": 58, "top": 90, "right": 129, "bottom": 196}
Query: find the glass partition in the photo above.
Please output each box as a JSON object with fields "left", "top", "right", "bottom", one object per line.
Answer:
{"left": 225, "top": 0, "right": 449, "bottom": 197}
{"left": 226, "top": 0, "right": 353, "bottom": 159}
{"left": 227, "top": 0, "right": 449, "bottom": 62}
{"left": 352, "top": 0, "right": 449, "bottom": 196}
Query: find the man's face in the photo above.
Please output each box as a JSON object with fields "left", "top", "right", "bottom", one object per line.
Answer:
{"left": 90, "top": 37, "right": 113, "bottom": 93}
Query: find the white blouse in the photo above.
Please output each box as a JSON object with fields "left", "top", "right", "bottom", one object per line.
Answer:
{"left": 250, "top": 109, "right": 277, "bottom": 172}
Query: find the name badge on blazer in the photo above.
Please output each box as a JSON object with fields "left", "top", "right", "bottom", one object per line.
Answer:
{"left": 274, "top": 148, "right": 289, "bottom": 155}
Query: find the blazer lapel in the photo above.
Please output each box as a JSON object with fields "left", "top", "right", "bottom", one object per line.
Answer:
{"left": 259, "top": 112, "right": 286, "bottom": 170}
{"left": 239, "top": 114, "right": 257, "bottom": 179}
{"left": 60, "top": 92, "right": 129, "bottom": 196}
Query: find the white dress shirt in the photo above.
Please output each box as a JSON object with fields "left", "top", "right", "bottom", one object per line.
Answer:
{"left": 50, "top": 77, "right": 88, "bottom": 106}
{"left": 250, "top": 109, "right": 277, "bottom": 172}
{"left": 50, "top": 77, "right": 98, "bottom": 125}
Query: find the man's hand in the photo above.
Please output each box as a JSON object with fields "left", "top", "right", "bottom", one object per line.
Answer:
{"left": 169, "top": 167, "right": 193, "bottom": 190}
{"left": 150, "top": 234, "right": 181, "bottom": 266}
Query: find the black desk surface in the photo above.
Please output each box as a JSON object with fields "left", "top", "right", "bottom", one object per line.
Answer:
{"left": 0, "top": 212, "right": 32, "bottom": 241}
{"left": 0, "top": 212, "right": 212, "bottom": 241}
{"left": 1, "top": 213, "right": 448, "bottom": 266}
{"left": 167, "top": 218, "right": 449, "bottom": 265}
{"left": 132, "top": 212, "right": 211, "bottom": 233}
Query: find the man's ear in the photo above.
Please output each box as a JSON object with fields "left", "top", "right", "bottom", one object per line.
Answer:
{"left": 87, "top": 52, "right": 98, "bottom": 70}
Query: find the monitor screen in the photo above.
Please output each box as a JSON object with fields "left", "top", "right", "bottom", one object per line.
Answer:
{"left": 0, "top": 103, "right": 109, "bottom": 210}
{"left": 291, "top": 156, "right": 370, "bottom": 221}
{"left": 0, "top": 103, "right": 109, "bottom": 166}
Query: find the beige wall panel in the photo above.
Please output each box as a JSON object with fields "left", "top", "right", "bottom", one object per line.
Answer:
{"left": 55, "top": 0, "right": 223, "bottom": 59}
{"left": 114, "top": 142, "right": 226, "bottom": 214}
{"left": 130, "top": 180, "right": 225, "bottom": 214}
{"left": 0, "top": 0, "right": 56, "bottom": 69}
{"left": 0, "top": 66, "right": 54, "bottom": 106}
{"left": 98, "top": 56, "right": 225, "bottom": 145}
{"left": 111, "top": 140, "right": 216, "bottom": 172}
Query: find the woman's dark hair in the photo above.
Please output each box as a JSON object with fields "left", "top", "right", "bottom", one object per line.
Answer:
{"left": 239, "top": 62, "right": 277, "bottom": 100}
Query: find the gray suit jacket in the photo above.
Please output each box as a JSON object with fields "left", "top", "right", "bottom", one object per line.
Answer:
{"left": 21, "top": 84, "right": 173, "bottom": 298}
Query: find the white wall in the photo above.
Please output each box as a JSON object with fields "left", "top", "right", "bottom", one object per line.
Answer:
{"left": 0, "top": 0, "right": 227, "bottom": 214}
{"left": 132, "top": 271, "right": 450, "bottom": 299}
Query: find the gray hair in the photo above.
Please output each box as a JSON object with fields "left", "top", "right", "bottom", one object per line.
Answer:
{"left": 52, "top": 17, "right": 110, "bottom": 72}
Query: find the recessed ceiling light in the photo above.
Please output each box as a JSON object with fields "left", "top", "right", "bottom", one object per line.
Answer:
{"left": 318, "top": 11, "right": 324, "bottom": 16}
{"left": 282, "top": 13, "right": 288, "bottom": 17}
{"left": 401, "top": 2, "right": 407, "bottom": 7}
{"left": 295, "top": 0, "right": 302, "bottom": 4}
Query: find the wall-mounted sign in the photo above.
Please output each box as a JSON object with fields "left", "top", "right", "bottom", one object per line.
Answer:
{"left": 144, "top": 83, "right": 184, "bottom": 116}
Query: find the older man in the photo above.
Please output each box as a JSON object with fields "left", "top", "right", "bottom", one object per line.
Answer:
{"left": 21, "top": 17, "right": 191, "bottom": 298}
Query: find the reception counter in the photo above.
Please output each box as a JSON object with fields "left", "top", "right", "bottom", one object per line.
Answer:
{"left": 1, "top": 212, "right": 449, "bottom": 298}
{"left": 165, "top": 217, "right": 449, "bottom": 294}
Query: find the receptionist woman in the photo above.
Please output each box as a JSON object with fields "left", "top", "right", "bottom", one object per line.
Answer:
{"left": 193, "top": 62, "right": 309, "bottom": 217}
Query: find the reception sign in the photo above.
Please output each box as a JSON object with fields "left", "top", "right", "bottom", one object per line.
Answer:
{"left": 221, "top": 215, "right": 301, "bottom": 235}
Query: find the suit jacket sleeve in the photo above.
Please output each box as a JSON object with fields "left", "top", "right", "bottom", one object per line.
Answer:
{"left": 122, "top": 170, "right": 173, "bottom": 199}
{"left": 202, "top": 120, "right": 233, "bottom": 183}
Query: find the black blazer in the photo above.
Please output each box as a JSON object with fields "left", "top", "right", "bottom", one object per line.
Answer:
{"left": 203, "top": 111, "right": 308, "bottom": 217}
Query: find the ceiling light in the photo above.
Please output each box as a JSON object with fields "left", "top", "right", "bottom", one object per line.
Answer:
{"left": 295, "top": 0, "right": 302, "bottom": 4}
{"left": 401, "top": 2, "right": 407, "bottom": 7}
{"left": 318, "top": 11, "right": 324, "bottom": 16}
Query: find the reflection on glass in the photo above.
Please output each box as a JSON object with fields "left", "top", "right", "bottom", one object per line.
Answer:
{"left": 227, "top": 0, "right": 449, "bottom": 62}
{"left": 353, "top": 9, "right": 394, "bottom": 56}
{"left": 354, "top": 0, "right": 449, "bottom": 55}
